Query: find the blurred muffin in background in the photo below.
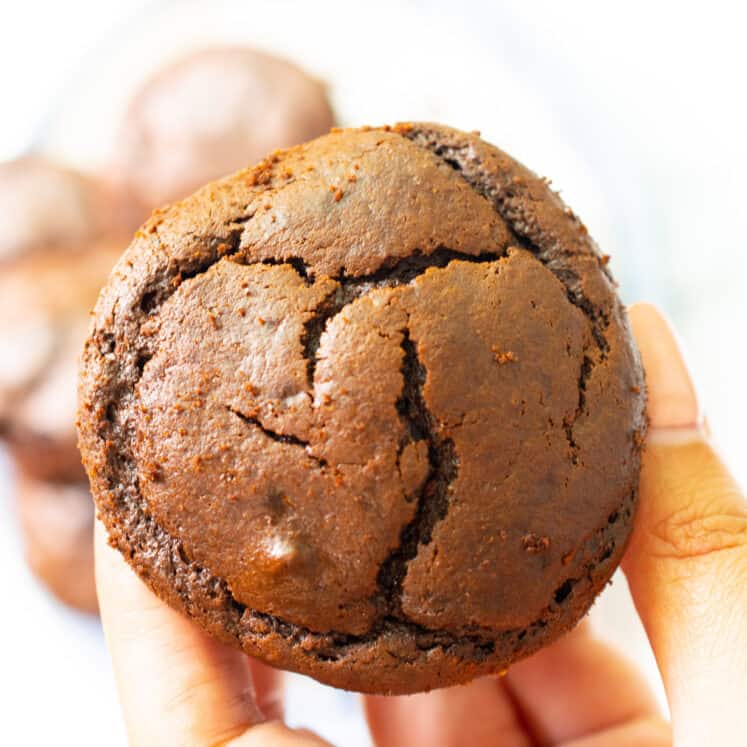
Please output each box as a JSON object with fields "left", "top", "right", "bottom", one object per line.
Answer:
{"left": 0, "top": 241, "right": 124, "bottom": 480}
{"left": 0, "top": 157, "right": 124, "bottom": 262}
{"left": 0, "top": 235, "right": 126, "bottom": 613}
{"left": 113, "top": 46, "right": 335, "bottom": 209}
{"left": 16, "top": 478, "right": 98, "bottom": 614}
{"left": 1, "top": 45, "right": 335, "bottom": 612}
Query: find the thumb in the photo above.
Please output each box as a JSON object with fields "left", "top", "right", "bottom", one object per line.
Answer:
{"left": 623, "top": 303, "right": 747, "bottom": 747}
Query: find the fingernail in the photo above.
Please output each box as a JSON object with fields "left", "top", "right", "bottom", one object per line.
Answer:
{"left": 627, "top": 303, "right": 702, "bottom": 434}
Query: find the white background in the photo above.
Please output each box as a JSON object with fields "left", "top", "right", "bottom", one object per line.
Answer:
{"left": 1, "top": 1, "right": 745, "bottom": 745}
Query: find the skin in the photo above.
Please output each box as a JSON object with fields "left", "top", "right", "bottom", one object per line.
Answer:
{"left": 95, "top": 302, "right": 747, "bottom": 746}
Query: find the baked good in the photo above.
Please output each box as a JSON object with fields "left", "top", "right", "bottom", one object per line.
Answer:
{"left": 114, "top": 46, "right": 335, "bottom": 208}
{"left": 0, "top": 240, "right": 125, "bottom": 481}
{"left": 0, "top": 156, "right": 115, "bottom": 263}
{"left": 0, "top": 239, "right": 124, "bottom": 614}
{"left": 78, "top": 123, "right": 646, "bottom": 694}
{"left": 16, "top": 476, "right": 97, "bottom": 614}
{"left": 0, "top": 160, "right": 125, "bottom": 614}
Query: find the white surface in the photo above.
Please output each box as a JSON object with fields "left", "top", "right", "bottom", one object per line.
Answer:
{"left": 0, "top": 1, "right": 745, "bottom": 744}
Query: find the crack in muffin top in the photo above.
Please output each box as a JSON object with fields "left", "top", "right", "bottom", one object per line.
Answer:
{"left": 79, "top": 124, "right": 645, "bottom": 679}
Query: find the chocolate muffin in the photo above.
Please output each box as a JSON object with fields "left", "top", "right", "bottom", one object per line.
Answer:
{"left": 114, "top": 46, "right": 335, "bottom": 209}
{"left": 0, "top": 238, "right": 125, "bottom": 614}
{"left": 16, "top": 476, "right": 97, "bottom": 614}
{"left": 0, "top": 240, "right": 125, "bottom": 481}
{"left": 0, "top": 157, "right": 115, "bottom": 263}
{"left": 78, "top": 123, "right": 646, "bottom": 694}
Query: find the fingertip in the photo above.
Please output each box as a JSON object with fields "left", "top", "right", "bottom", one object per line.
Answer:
{"left": 93, "top": 517, "right": 128, "bottom": 584}
{"left": 94, "top": 518, "right": 134, "bottom": 609}
{"left": 627, "top": 303, "right": 700, "bottom": 432}
{"left": 226, "top": 721, "right": 333, "bottom": 746}
{"left": 247, "top": 659, "right": 284, "bottom": 722}
{"left": 94, "top": 517, "right": 164, "bottom": 619}
{"left": 94, "top": 517, "right": 119, "bottom": 580}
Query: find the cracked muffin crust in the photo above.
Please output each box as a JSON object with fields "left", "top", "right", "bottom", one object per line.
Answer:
{"left": 78, "top": 123, "right": 646, "bottom": 694}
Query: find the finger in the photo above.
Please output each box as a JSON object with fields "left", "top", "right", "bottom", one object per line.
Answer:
{"left": 623, "top": 303, "right": 747, "bottom": 745}
{"left": 504, "top": 621, "right": 661, "bottom": 744}
{"left": 629, "top": 303, "right": 700, "bottom": 429}
{"left": 363, "top": 675, "right": 532, "bottom": 747}
{"left": 95, "top": 520, "right": 263, "bottom": 746}
{"left": 225, "top": 722, "right": 333, "bottom": 746}
{"left": 560, "top": 716, "right": 671, "bottom": 747}
{"left": 363, "top": 621, "right": 661, "bottom": 747}
{"left": 247, "top": 659, "right": 284, "bottom": 722}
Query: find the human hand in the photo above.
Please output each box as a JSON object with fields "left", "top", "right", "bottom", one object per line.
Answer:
{"left": 95, "top": 303, "right": 746, "bottom": 746}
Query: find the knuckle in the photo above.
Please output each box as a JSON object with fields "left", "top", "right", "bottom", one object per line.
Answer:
{"left": 647, "top": 500, "right": 747, "bottom": 563}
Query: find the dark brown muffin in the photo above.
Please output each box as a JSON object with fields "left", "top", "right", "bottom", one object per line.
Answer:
{"left": 78, "top": 123, "right": 646, "bottom": 694}
{"left": 0, "top": 157, "right": 116, "bottom": 263}
{"left": 114, "top": 46, "right": 335, "bottom": 209}
{"left": 0, "top": 240, "right": 125, "bottom": 481}
{"left": 16, "top": 476, "right": 97, "bottom": 614}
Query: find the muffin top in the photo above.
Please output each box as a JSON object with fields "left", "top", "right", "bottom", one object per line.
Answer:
{"left": 0, "top": 157, "right": 114, "bottom": 263}
{"left": 115, "top": 46, "right": 335, "bottom": 207}
{"left": 79, "top": 123, "right": 645, "bottom": 693}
